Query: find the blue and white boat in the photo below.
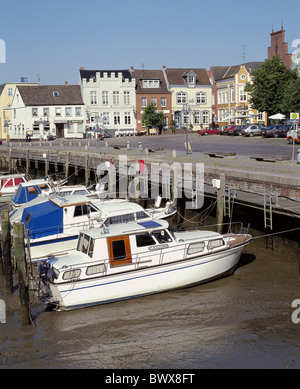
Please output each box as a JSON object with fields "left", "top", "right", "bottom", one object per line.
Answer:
{"left": 38, "top": 220, "right": 252, "bottom": 311}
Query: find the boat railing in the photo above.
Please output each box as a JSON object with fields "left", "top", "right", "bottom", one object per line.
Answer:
{"left": 172, "top": 221, "right": 248, "bottom": 235}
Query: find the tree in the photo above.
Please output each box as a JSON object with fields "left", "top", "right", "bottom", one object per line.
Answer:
{"left": 245, "top": 55, "right": 298, "bottom": 119}
{"left": 281, "top": 77, "right": 300, "bottom": 115}
{"left": 142, "top": 103, "right": 164, "bottom": 133}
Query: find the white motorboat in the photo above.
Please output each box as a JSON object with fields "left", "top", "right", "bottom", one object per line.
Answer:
{"left": 38, "top": 220, "right": 252, "bottom": 311}
{"left": 19, "top": 195, "right": 176, "bottom": 261}
{"left": 0, "top": 173, "right": 28, "bottom": 202}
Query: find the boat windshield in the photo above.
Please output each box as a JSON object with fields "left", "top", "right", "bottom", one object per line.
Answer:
{"left": 77, "top": 233, "right": 95, "bottom": 257}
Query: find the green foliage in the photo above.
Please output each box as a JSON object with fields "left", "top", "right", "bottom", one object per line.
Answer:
{"left": 142, "top": 103, "right": 164, "bottom": 128}
{"left": 281, "top": 77, "right": 300, "bottom": 115}
{"left": 245, "top": 55, "right": 299, "bottom": 116}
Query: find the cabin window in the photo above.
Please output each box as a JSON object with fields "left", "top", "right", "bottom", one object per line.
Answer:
{"left": 15, "top": 177, "right": 25, "bottom": 185}
{"left": 152, "top": 230, "right": 172, "bottom": 243}
{"left": 86, "top": 263, "right": 106, "bottom": 275}
{"left": 112, "top": 240, "right": 127, "bottom": 260}
{"left": 106, "top": 213, "right": 135, "bottom": 225}
{"left": 62, "top": 269, "right": 81, "bottom": 280}
{"left": 207, "top": 238, "right": 224, "bottom": 250}
{"left": 77, "top": 233, "right": 91, "bottom": 254}
{"left": 74, "top": 204, "right": 89, "bottom": 217}
{"left": 2, "top": 178, "right": 13, "bottom": 187}
{"left": 136, "top": 232, "right": 156, "bottom": 247}
{"left": 74, "top": 189, "right": 89, "bottom": 196}
{"left": 187, "top": 242, "right": 205, "bottom": 255}
{"left": 136, "top": 211, "right": 149, "bottom": 220}
{"left": 38, "top": 184, "right": 50, "bottom": 190}
{"left": 28, "top": 187, "right": 40, "bottom": 195}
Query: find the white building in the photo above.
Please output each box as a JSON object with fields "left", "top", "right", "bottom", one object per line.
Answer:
{"left": 79, "top": 68, "right": 136, "bottom": 135}
{"left": 10, "top": 84, "right": 85, "bottom": 140}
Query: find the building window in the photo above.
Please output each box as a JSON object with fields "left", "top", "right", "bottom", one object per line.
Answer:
{"left": 65, "top": 107, "right": 71, "bottom": 116}
{"left": 194, "top": 111, "right": 201, "bottom": 124}
{"left": 90, "top": 91, "right": 97, "bottom": 105}
{"left": 143, "top": 80, "right": 159, "bottom": 88}
{"left": 13, "top": 109, "right": 16, "bottom": 119}
{"left": 183, "top": 111, "right": 190, "bottom": 126}
{"left": 141, "top": 97, "right": 147, "bottom": 107}
{"left": 113, "top": 91, "right": 119, "bottom": 105}
{"left": 151, "top": 97, "right": 157, "bottom": 106}
{"left": 114, "top": 112, "right": 120, "bottom": 125}
{"left": 161, "top": 97, "right": 166, "bottom": 107}
{"left": 102, "top": 91, "right": 109, "bottom": 105}
{"left": 163, "top": 116, "right": 168, "bottom": 128}
{"left": 239, "top": 87, "right": 247, "bottom": 102}
{"left": 75, "top": 107, "right": 81, "bottom": 116}
{"left": 8, "top": 87, "right": 13, "bottom": 96}
{"left": 55, "top": 107, "right": 61, "bottom": 116}
{"left": 196, "top": 92, "right": 207, "bottom": 104}
{"left": 43, "top": 107, "right": 49, "bottom": 116}
{"left": 53, "top": 91, "right": 59, "bottom": 97}
{"left": 202, "top": 110, "right": 209, "bottom": 124}
{"left": 188, "top": 75, "right": 195, "bottom": 86}
{"left": 176, "top": 92, "right": 187, "bottom": 104}
{"left": 103, "top": 112, "right": 110, "bottom": 125}
{"left": 32, "top": 108, "right": 38, "bottom": 117}
{"left": 231, "top": 88, "right": 235, "bottom": 103}
{"left": 124, "top": 91, "right": 130, "bottom": 105}
{"left": 124, "top": 112, "right": 131, "bottom": 125}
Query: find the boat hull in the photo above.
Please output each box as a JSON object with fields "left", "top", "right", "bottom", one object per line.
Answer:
{"left": 46, "top": 243, "right": 246, "bottom": 311}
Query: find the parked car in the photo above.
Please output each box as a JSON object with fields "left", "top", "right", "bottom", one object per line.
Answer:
{"left": 220, "top": 125, "right": 236, "bottom": 135}
{"left": 286, "top": 127, "right": 300, "bottom": 144}
{"left": 0, "top": 139, "right": 2, "bottom": 145}
{"left": 261, "top": 124, "right": 290, "bottom": 138}
{"left": 227, "top": 125, "right": 245, "bottom": 136}
{"left": 198, "top": 127, "right": 219, "bottom": 136}
{"left": 242, "top": 125, "right": 262, "bottom": 137}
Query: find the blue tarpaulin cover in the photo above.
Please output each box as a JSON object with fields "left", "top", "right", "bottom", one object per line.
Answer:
{"left": 13, "top": 184, "right": 42, "bottom": 205}
{"left": 21, "top": 200, "right": 63, "bottom": 239}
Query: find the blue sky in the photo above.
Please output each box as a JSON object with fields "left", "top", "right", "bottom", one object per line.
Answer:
{"left": 1, "top": 0, "right": 300, "bottom": 85}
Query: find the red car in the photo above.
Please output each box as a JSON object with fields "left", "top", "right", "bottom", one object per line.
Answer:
{"left": 198, "top": 127, "right": 219, "bottom": 136}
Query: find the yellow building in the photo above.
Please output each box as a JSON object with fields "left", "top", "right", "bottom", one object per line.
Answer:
{"left": 0, "top": 82, "right": 37, "bottom": 140}
{"left": 213, "top": 62, "right": 267, "bottom": 127}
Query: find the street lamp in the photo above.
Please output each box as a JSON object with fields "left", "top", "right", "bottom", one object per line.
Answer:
{"left": 182, "top": 103, "right": 191, "bottom": 154}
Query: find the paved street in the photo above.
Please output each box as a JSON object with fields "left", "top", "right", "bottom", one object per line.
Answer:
{"left": 88, "top": 133, "right": 297, "bottom": 158}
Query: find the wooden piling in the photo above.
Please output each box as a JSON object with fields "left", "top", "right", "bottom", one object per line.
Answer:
{"left": 216, "top": 173, "right": 225, "bottom": 233}
{"left": 13, "top": 222, "right": 32, "bottom": 326}
{"left": 65, "top": 151, "right": 70, "bottom": 182}
{"left": 1, "top": 210, "right": 13, "bottom": 293}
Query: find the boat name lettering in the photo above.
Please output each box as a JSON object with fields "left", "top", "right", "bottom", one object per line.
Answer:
{"left": 148, "top": 244, "right": 169, "bottom": 251}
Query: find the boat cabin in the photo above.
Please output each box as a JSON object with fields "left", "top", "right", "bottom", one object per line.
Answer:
{"left": 0, "top": 174, "right": 28, "bottom": 196}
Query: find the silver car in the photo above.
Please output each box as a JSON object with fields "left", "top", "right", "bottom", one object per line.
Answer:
{"left": 242, "top": 125, "right": 262, "bottom": 137}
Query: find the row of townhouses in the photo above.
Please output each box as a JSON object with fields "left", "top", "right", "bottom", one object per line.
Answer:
{"left": 0, "top": 28, "right": 293, "bottom": 141}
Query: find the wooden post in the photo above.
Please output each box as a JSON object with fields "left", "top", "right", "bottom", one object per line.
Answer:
{"left": 65, "top": 151, "right": 70, "bottom": 182}
{"left": 8, "top": 148, "right": 12, "bottom": 173}
{"left": 1, "top": 210, "right": 13, "bottom": 293}
{"left": 13, "top": 222, "right": 32, "bottom": 326}
{"left": 85, "top": 155, "right": 89, "bottom": 187}
{"left": 216, "top": 173, "right": 225, "bottom": 233}
{"left": 26, "top": 149, "right": 29, "bottom": 176}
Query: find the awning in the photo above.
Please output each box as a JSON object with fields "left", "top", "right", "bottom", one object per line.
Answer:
{"left": 268, "top": 113, "right": 286, "bottom": 120}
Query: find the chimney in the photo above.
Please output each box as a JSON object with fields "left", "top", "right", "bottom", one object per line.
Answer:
{"left": 65, "top": 81, "right": 68, "bottom": 85}
{"left": 80, "top": 67, "right": 85, "bottom": 70}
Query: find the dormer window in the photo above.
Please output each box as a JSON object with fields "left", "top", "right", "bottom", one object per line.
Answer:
{"left": 187, "top": 73, "right": 196, "bottom": 87}
{"left": 53, "top": 91, "right": 59, "bottom": 97}
{"left": 142, "top": 80, "right": 159, "bottom": 88}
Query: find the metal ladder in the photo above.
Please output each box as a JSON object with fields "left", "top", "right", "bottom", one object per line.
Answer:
{"left": 263, "top": 189, "right": 278, "bottom": 230}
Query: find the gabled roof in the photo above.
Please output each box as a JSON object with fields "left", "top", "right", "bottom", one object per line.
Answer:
{"left": 80, "top": 69, "right": 132, "bottom": 82}
{"left": 17, "top": 85, "right": 84, "bottom": 106}
{"left": 211, "top": 62, "right": 263, "bottom": 81}
{"left": 164, "top": 68, "right": 210, "bottom": 86}
{"left": 131, "top": 69, "right": 170, "bottom": 93}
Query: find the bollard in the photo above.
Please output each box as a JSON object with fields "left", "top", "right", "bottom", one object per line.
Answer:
{"left": 13, "top": 222, "right": 32, "bottom": 326}
{"left": 297, "top": 148, "right": 300, "bottom": 164}
{"left": 1, "top": 210, "right": 13, "bottom": 293}
{"left": 138, "top": 142, "right": 143, "bottom": 151}
{"left": 127, "top": 140, "right": 130, "bottom": 150}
